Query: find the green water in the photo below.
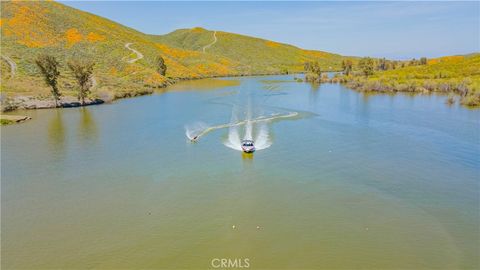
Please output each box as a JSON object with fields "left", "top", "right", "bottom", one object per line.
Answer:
{"left": 2, "top": 75, "right": 479, "bottom": 269}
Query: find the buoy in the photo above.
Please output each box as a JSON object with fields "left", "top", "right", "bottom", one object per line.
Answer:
{"left": 256, "top": 226, "right": 260, "bottom": 229}
{"left": 232, "top": 225, "right": 236, "bottom": 229}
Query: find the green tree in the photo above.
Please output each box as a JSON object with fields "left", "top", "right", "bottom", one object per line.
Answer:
{"left": 391, "top": 61, "right": 398, "bottom": 70}
{"left": 312, "top": 62, "right": 321, "bottom": 75}
{"left": 342, "top": 59, "right": 353, "bottom": 75}
{"left": 156, "top": 56, "right": 167, "bottom": 76}
{"left": 68, "top": 60, "right": 95, "bottom": 105}
{"left": 304, "top": 62, "right": 311, "bottom": 72}
{"left": 304, "top": 61, "right": 322, "bottom": 82}
{"left": 378, "top": 58, "right": 388, "bottom": 71}
{"left": 420, "top": 57, "right": 427, "bottom": 65}
{"left": 35, "top": 55, "right": 61, "bottom": 107}
{"left": 358, "top": 57, "right": 374, "bottom": 77}
{"left": 304, "top": 61, "right": 321, "bottom": 75}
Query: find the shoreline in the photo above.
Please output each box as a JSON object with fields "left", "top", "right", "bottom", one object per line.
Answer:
{"left": 3, "top": 71, "right": 477, "bottom": 116}
{"left": 1, "top": 72, "right": 293, "bottom": 113}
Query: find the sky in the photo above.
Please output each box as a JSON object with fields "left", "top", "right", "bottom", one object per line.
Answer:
{"left": 61, "top": 1, "right": 479, "bottom": 59}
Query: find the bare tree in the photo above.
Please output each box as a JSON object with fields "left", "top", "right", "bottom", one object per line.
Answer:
{"left": 36, "top": 55, "right": 61, "bottom": 107}
{"left": 68, "top": 60, "right": 95, "bottom": 105}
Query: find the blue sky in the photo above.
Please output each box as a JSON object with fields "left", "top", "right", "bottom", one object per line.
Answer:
{"left": 61, "top": 1, "right": 479, "bottom": 59}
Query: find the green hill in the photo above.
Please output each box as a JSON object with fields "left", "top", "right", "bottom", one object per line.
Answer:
{"left": 150, "top": 28, "right": 352, "bottom": 74}
{"left": 0, "top": 1, "right": 247, "bottom": 100}
{"left": 0, "top": 1, "right": 354, "bottom": 106}
{"left": 1, "top": 1, "right": 475, "bottom": 109}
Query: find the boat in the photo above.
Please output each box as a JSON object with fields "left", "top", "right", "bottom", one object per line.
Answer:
{"left": 241, "top": 140, "right": 255, "bottom": 153}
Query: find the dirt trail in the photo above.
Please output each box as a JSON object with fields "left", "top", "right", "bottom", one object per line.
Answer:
{"left": 2, "top": 55, "right": 16, "bottom": 78}
{"left": 124, "top": 43, "right": 144, "bottom": 63}
{"left": 202, "top": 31, "right": 217, "bottom": 53}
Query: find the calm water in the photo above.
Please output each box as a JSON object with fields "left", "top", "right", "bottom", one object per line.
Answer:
{"left": 2, "top": 75, "right": 479, "bottom": 269}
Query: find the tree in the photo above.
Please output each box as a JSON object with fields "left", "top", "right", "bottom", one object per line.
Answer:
{"left": 420, "top": 57, "right": 427, "bottom": 65}
{"left": 378, "top": 58, "right": 388, "bottom": 71}
{"left": 391, "top": 61, "right": 398, "bottom": 70}
{"left": 68, "top": 60, "right": 95, "bottom": 105}
{"left": 304, "top": 61, "right": 321, "bottom": 75}
{"left": 156, "top": 56, "right": 167, "bottom": 76}
{"left": 304, "top": 62, "right": 311, "bottom": 72}
{"left": 358, "top": 57, "right": 374, "bottom": 77}
{"left": 342, "top": 59, "right": 353, "bottom": 75}
{"left": 304, "top": 61, "right": 322, "bottom": 83}
{"left": 312, "top": 62, "right": 321, "bottom": 75}
{"left": 35, "top": 55, "right": 61, "bottom": 107}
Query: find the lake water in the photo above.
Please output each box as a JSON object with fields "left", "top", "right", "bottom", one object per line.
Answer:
{"left": 2, "top": 75, "right": 479, "bottom": 269}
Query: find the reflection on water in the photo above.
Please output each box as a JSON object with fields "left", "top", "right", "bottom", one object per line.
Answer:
{"left": 163, "top": 78, "right": 240, "bottom": 92}
{"left": 241, "top": 152, "right": 254, "bottom": 160}
{"left": 48, "top": 109, "right": 65, "bottom": 155}
{"left": 1, "top": 75, "right": 479, "bottom": 269}
{"left": 78, "top": 107, "right": 97, "bottom": 142}
{"left": 308, "top": 82, "right": 320, "bottom": 107}
{"left": 359, "top": 93, "right": 371, "bottom": 124}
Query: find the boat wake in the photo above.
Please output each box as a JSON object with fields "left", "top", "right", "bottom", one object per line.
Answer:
{"left": 224, "top": 122, "right": 272, "bottom": 151}
{"left": 185, "top": 110, "right": 298, "bottom": 147}
{"left": 223, "top": 107, "right": 273, "bottom": 151}
{"left": 185, "top": 122, "right": 209, "bottom": 141}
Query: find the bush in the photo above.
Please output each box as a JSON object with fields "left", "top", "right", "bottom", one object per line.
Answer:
{"left": 305, "top": 72, "right": 320, "bottom": 83}
{"left": 460, "top": 92, "right": 480, "bottom": 107}
{"left": 446, "top": 94, "right": 456, "bottom": 105}
{"left": 0, "top": 119, "right": 14, "bottom": 125}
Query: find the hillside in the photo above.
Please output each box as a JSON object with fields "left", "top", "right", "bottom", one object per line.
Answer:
{"left": 150, "top": 28, "right": 351, "bottom": 73}
{"left": 0, "top": 1, "right": 354, "bottom": 109}
{"left": 0, "top": 1, "right": 250, "bottom": 102}
{"left": 1, "top": 1, "right": 475, "bottom": 110}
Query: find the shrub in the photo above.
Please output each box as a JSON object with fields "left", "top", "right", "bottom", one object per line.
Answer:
{"left": 460, "top": 92, "right": 480, "bottom": 107}
{"left": 305, "top": 72, "right": 320, "bottom": 83}
{"left": 446, "top": 94, "right": 455, "bottom": 105}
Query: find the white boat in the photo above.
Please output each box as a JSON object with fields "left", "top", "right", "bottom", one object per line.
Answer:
{"left": 241, "top": 140, "right": 255, "bottom": 153}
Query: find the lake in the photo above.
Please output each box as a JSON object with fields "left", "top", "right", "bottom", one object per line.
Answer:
{"left": 2, "top": 75, "right": 479, "bottom": 269}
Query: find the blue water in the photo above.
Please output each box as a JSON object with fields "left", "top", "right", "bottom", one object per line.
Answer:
{"left": 2, "top": 75, "right": 479, "bottom": 269}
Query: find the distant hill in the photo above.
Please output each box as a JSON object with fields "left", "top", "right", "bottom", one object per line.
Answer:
{"left": 0, "top": 1, "right": 238, "bottom": 99}
{"left": 0, "top": 1, "right": 342, "bottom": 101}
{"left": 1, "top": 1, "right": 476, "bottom": 109}
{"left": 0, "top": 1, "right": 355, "bottom": 101}
{"left": 150, "top": 28, "right": 352, "bottom": 74}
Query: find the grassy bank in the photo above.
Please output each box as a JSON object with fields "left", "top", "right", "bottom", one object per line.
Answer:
{"left": 325, "top": 54, "right": 480, "bottom": 107}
